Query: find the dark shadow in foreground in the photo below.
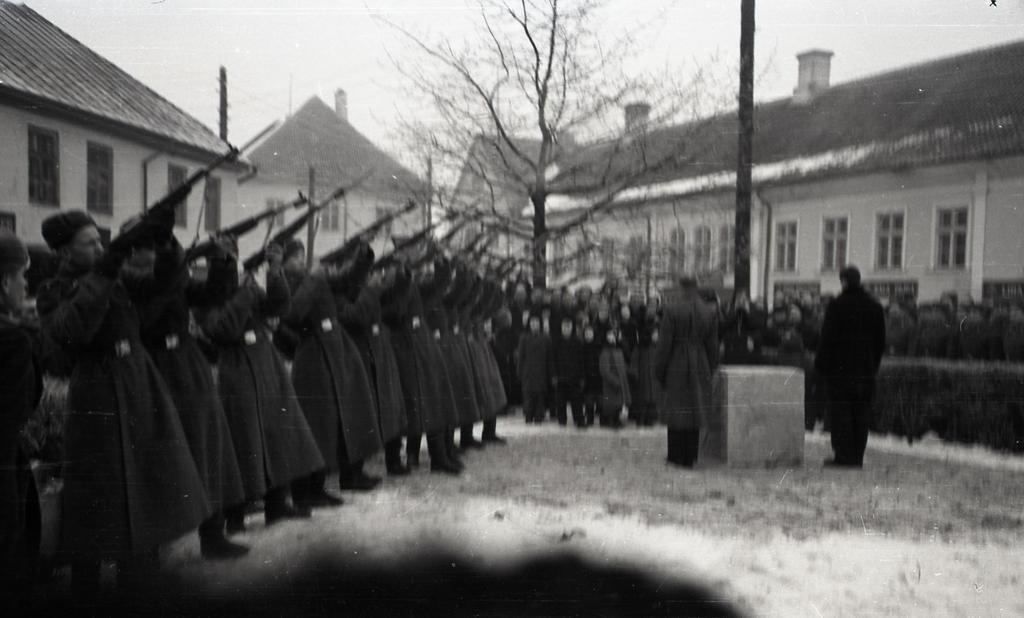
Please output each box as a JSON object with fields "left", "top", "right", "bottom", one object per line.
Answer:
{"left": 26, "top": 549, "right": 747, "bottom": 617}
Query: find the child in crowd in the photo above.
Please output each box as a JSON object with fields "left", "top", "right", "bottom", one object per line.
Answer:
{"left": 581, "top": 323, "right": 602, "bottom": 427}
{"left": 551, "top": 317, "right": 585, "bottom": 427}
{"left": 517, "top": 313, "right": 552, "bottom": 423}
{"left": 598, "top": 328, "right": 630, "bottom": 428}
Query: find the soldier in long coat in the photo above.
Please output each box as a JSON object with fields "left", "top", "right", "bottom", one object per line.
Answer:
{"left": 195, "top": 245, "right": 323, "bottom": 533}
{"left": 629, "top": 303, "right": 659, "bottom": 427}
{"left": 0, "top": 232, "right": 43, "bottom": 600}
{"left": 387, "top": 259, "right": 462, "bottom": 474}
{"left": 37, "top": 211, "right": 211, "bottom": 596}
{"left": 137, "top": 237, "right": 248, "bottom": 560}
{"left": 436, "top": 262, "right": 483, "bottom": 449}
{"left": 653, "top": 277, "right": 719, "bottom": 468}
{"left": 280, "top": 241, "right": 382, "bottom": 498}
{"left": 417, "top": 257, "right": 465, "bottom": 470}
{"left": 466, "top": 277, "right": 508, "bottom": 442}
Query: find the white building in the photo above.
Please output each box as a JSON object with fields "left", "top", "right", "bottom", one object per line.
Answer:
{"left": 0, "top": 2, "right": 246, "bottom": 248}
{"left": 237, "top": 92, "right": 427, "bottom": 260}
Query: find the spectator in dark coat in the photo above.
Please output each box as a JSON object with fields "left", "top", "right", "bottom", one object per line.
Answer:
{"left": 0, "top": 231, "right": 43, "bottom": 600}
{"left": 599, "top": 328, "right": 630, "bottom": 428}
{"left": 517, "top": 314, "right": 552, "bottom": 423}
{"left": 580, "top": 323, "right": 602, "bottom": 427}
{"left": 814, "top": 266, "right": 886, "bottom": 468}
{"left": 551, "top": 317, "right": 585, "bottom": 427}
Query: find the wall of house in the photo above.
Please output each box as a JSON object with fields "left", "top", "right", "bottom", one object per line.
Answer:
{"left": 544, "top": 156, "right": 1024, "bottom": 306}
{"left": 236, "top": 178, "right": 422, "bottom": 261}
{"left": 0, "top": 103, "right": 240, "bottom": 247}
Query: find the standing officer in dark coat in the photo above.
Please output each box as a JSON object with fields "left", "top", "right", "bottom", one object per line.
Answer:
{"left": 0, "top": 231, "right": 43, "bottom": 601}
{"left": 654, "top": 277, "right": 719, "bottom": 468}
{"left": 814, "top": 266, "right": 886, "bottom": 468}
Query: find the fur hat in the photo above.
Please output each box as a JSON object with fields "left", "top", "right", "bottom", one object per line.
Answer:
{"left": 0, "top": 230, "right": 28, "bottom": 274}
{"left": 41, "top": 210, "right": 96, "bottom": 250}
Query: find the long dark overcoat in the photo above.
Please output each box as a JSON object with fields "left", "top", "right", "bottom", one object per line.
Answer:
{"left": 198, "top": 262, "right": 324, "bottom": 499}
{"left": 138, "top": 244, "right": 245, "bottom": 512}
{"left": 653, "top": 288, "right": 719, "bottom": 431}
{"left": 285, "top": 272, "right": 382, "bottom": 466}
{"left": 416, "top": 263, "right": 460, "bottom": 430}
{"left": 434, "top": 266, "right": 481, "bottom": 427}
{"left": 0, "top": 315, "right": 43, "bottom": 578}
{"left": 38, "top": 264, "right": 210, "bottom": 558}
{"left": 385, "top": 271, "right": 448, "bottom": 436}
{"left": 362, "top": 279, "right": 409, "bottom": 443}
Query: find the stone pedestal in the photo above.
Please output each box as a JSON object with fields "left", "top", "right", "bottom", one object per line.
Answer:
{"left": 699, "top": 366, "right": 804, "bottom": 467}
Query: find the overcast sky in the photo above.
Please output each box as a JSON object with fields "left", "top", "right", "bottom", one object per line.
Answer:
{"left": 23, "top": 0, "right": 1024, "bottom": 174}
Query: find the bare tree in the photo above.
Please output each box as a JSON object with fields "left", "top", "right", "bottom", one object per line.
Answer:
{"left": 383, "top": 0, "right": 728, "bottom": 288}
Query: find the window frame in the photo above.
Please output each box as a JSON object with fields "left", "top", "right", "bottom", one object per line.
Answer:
{"left": 873, "top": 209, "right": 907, "bottom": 272}
{"left": 28, "top": 125, "right": 60, "bottom": 207}
{"left": 693, "top": 224, "right": 712, "bottom": 274}
{"left": 774, "top": 219, "right": 799, "bottom": 273}
{"left": 820, "top": 214, "right": 849, "bottom": 273}
{"left": 718, "top": 223, "right": 735, "bottom": 273}
{"left": 203, "top": 176, "right": 222, "bottom": 232}
{"left": 0, "top": 212, "right": 15, "bottom": 233}
{"left": 668, "top": 227, "right": 686, "bottom": 275}
{"left": 86, "top": 141, "right": 114, "bottom": 215}
{"left": 933, "top": 204, "right": 969, "bottom": 271}
{"left": 168, "top": 163, "right": 189, "bottom": 227}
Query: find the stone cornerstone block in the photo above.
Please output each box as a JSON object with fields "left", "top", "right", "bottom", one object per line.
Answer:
{"left": 699, "top": 366, "right": 804, "bottom": 467}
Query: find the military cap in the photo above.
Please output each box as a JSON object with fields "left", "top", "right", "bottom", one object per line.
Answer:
{"left": 0, "top": 230, "right": 29, "bottom": 273}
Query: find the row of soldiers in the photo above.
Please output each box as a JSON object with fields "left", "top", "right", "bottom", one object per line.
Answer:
{"left": 885, "top": 298, "right": 1024, "bottom": 361}
{"left": 0, "top": 193, "right": 512, "bottom": 600}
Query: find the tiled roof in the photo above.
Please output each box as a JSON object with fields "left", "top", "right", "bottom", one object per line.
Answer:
{"left": 0, "top": 1, "right": 230, "bottom": 157}
{"left": 246, "top": 96, "right": 426, "bottom": 199}
{"left": 547, "top": 38, "right": 1024, "bottom": 210}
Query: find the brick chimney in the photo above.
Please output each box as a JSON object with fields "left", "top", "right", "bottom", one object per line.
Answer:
{"left": 334, "top": 88, "right": 348, "bottom": 122}
{"left": 793, "top": 50, "right": 833, "bottom": 103}
{"left": 624, "top": 102, "right": 651, "bottom": 133}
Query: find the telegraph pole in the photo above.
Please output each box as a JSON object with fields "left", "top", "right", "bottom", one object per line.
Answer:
{"left": 306, "top": 166, "right": 316, "bottom": 269}
{"left": 218, "top": 66, "right": 228, "bottom": 141}
{"left": 734, "top": 0, "right": 755, "bottom": 297}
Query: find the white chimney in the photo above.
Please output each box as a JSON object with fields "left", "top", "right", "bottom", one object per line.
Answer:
{"left": 793, "top": 50, "right": 833, "bottom": 103}
{"left": 624, "top": 102, "right": 651, "bottom": 133}
{"left": 334, "top": 88, "right": 348, "bottom": 121}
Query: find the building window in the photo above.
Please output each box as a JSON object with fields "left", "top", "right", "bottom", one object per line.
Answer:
{"left": 694, "top": 225, "right": 712, "bottom": 273}
{"left": 0, "top": 212, "right": 15, "bottom": 233}
{"left": 577, "top": 240, "right": 593, "bottom": 276}
{"left": 550, "top": 238, "right": 565, "bottom": 277}
{"left": 876, "top": 212, "right": 904, "bottom": 270}
{"left": 321, "top": 200, "right": 340, "bottom": 232}
{"left": 626, "top": 234, "right": 646, "bottom": 280}
{"left": 718, "top": 224, "right": 735, "bottom": 273}
{"left": 601, "top": 238, "right": 616, "bottom": 276}
{"left": 669, "top": 228, "right": 685, "bottom": 274}
{"left": 936, "top": 207, "right": 968, "bottom": 270}
{"left": 204, "top": 176, "right": 221, "bottom": 232}
{"left": 28, "top": 126, "right": 60, "bottom": 206}
{"left": 168, "top": 164, "right": 188, "bottom": 227}
{"left": 775, "top": 221, "right": 797, "bottom": 272}
{"left": 86, "top": 142, "right": 113, "bottom": 214}
{"left": 822, "top": 217, "right": 848, "bottom": 271}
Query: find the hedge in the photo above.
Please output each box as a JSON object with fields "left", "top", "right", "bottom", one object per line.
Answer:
{"left": 873, "top": 357, "right": 1024, "bottom": 453}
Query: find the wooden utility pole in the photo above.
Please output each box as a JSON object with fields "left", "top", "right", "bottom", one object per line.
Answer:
{"left": 218, "top": 66, "right": 228, "bottom": 141}
{"left": 645, "top": 215, "right": 653, "bottom": 299}
{"left": 734, "top": 0, "right": 755, "bottom": 296}
{"left": 306, "top": 166, "right": 316, "bottom": 269}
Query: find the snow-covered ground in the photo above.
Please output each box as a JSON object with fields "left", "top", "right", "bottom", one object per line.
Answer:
{"left": 154, "top": 419, "right": 1024, "bottom": 617}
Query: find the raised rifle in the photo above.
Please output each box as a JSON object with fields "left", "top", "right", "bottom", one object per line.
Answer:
{"left": 184, "top": 192, "right": 308, "bottom": 260}
{"left": 111, "top": 146, "right": 241, "bottom": 251}
{"left": 241, "top": 201, "right": 325, "bottom": 271}
{"left": 319, "top": 198, "right": 417, "bottom": 265}
{"left": 371, "top": 224, "right": 438, "bottom": 272}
